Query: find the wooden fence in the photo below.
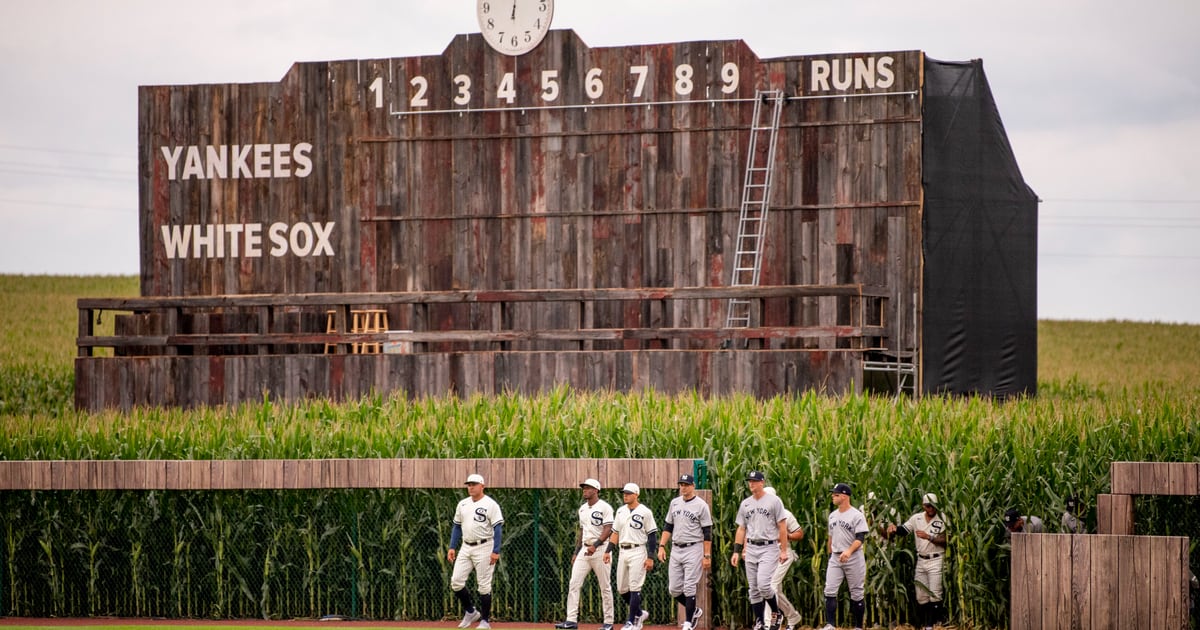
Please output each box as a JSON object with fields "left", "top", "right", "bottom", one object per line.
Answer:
{"left": 1097, "top": 461, "right": 1200, "bottom": 535}
{"left": 1011, "top": 533, "right": 1189, "bottom": 630}
{"left": 0, "top": 458, "right": 700, "bottom": 491}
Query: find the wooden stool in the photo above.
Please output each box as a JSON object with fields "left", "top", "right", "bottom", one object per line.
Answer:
{"left": 351, "top": 308, "right": 389, "bottom": 354}
{"left": 324, "top": 309, "right": 338, "bottom": 354}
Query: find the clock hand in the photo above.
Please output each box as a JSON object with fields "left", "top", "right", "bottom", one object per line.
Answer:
{"left": 510, "top": 1, "right": 516, "bottom": 20}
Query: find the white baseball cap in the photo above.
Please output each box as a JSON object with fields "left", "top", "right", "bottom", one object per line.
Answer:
{"left": 465, "top": 474, "right": 485, "bottom": 485}
{"left": 923, "top": 493, "right": 939, "bottom": 506}
{"left": 763, "top": 486, "right": 777, "bottom": 496}
{"left": 622, "top": 482, "right": 640, "bottom": 495}
{"left": 580, "top": 478, "right": 601, "bottom": 490}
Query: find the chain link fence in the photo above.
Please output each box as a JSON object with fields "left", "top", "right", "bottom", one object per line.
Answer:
{"left": 0, "top": 488, "right": 687, "bottom": 622}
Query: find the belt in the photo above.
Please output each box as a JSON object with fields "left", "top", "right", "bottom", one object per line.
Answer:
{"left": 674, "top": 541, "right": 698, "bottom": 548}
{"left": 464, "top": 538, "right": 492, "bottom": 546}
{"left": 748, "top": 539, "right": 778, "bottom": 546}
{"left": 620, "top": 543, "right": 639, "bottom": 550}
{"left": 919, "top": 553, "right": 942, "bottom": 559}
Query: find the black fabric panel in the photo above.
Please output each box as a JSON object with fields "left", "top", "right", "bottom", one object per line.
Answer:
{"left": 922, "top": 59, "right": 1039, "bottom": 398}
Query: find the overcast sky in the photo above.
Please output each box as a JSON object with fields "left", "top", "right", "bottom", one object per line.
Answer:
{"left": 1, "top": 1, "right": 1197, "bottom": 323}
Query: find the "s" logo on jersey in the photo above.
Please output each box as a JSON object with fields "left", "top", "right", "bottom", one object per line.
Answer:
{"left": 591, "top": 511, "right": 604, "bottom": 526}
{"left": 631, "top": 514, "right": 645, "bottom": 529}
{"left": 474, "top": 507, "right": 488, "bottom": 522}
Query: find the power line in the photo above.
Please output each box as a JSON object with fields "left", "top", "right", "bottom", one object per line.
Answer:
{"left": 0, "top": 143, "right": 134, "bottom": 160}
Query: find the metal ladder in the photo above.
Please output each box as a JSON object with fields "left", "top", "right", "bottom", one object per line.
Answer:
{"left": 725, "top": 89, "right": 786, "bottom": 334}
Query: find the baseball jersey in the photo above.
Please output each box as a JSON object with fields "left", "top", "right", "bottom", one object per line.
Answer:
{"left": 736, "top": 493, "right": 786, "bottom": 540}
{"left": 902, "top": 510, "right": 948, "bottom": 556}
{"left": 1062, "top": 511, "right": 1083, "bottom": 534}
{"left": 453, "top": 495, "right": 504, "bottom": 543}
{"left": 665, "top": 495, "right": 713, "bottom": 544}
{"left": 828, "top": 506, "right": 869, "bottom": 553}
{"left": 578, "top": 499, "right": 615, "bottom": 545}
{"left": 781, "top": 508, "right": 802, "bottom": 545}
{"left": 613, "top": 503, "right": 658, "bottom": 545}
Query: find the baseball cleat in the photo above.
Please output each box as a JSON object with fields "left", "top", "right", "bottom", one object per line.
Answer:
{"left": 681, "top": 623, "right": 692, "bottom": 630}
{"left": 554, "top": 622, "right": 578, "bottom": 629}
{"left": 459, "top": 610, "right": 481, "bottom": 628}
{"left": 622, "top": 623, "right": 634, "bottom": 630}
{"left": 477, "top": 622, "right": 490, "bottom": 630}
{"left": 599, "top": 624, "right": 614, "bottom": 630}
{"left": 819, "top": 625, "right": 835, "bottom": 630}
{"left": 785, "top": 625, "right": 794, "bottom": 630}
{"left": 636, "top": 610, "right": 650, "bottom": 629}
{"left": 691, "top": 608, "right": 703, "bottom": 624}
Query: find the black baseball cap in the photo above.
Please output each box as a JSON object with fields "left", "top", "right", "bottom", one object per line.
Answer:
{"left": 1003, "top": 508, "right": 1021, "bottom": 528}
{"left": 678, "top": 474, "right": 696, "bottom": 485}
{"left": 746, "top": 471, "right": 766, "bottom": 482}
{"left": 831, "top": 482, "right": 852, "bottom": 496}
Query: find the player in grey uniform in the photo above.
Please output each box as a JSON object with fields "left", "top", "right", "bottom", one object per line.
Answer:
{"left": 821, "top": 482, "right": 868, "bottom": 630}
{"left": 610, "top": 483, "right": 658, "bottom": 630}
{"left": 657, "top": 473, "right": 712, "bottom": 630}
{"left": 762, "top": 487, "right": 805, "bottom": 630}
{"left": 886, "top": 493, "right": 947, "bottom": 630}
{"left": 556, "top": 478, "right": 616, "bottom": 630}
{"left": 1061, "top": 496, "right": 1084, "bottom": 534}
{"left": 730, "top": 471, "right": 789, "bottom": 630}
{"left": 1002, "top": 508, "right": 1043, "bottom": 538}
{"left": 448, "top": 473, "right": 504, "bottom": 630}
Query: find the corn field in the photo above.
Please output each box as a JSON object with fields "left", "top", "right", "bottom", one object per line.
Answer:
{"left": 3, "top": 386, "right": 1200, "bottom": 628}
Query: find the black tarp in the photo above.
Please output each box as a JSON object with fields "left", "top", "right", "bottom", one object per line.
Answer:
{"left": 921, "top": 58, "right": 1039, "bottom": 397}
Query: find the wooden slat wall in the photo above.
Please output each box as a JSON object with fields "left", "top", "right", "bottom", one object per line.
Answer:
{"left": 75, "top": 349, "right": 859, "bottom": 411}
{"left": 1110, "top": 461, "right": 1200, "bottom": 495}
{"left": 0, "top": 458, "right": 698, "bottom": 491}
{"left": 138, "top": 31, "right": 922, "bottom": 352}
{"left": 1010, "top": 534, "right": 1189, "bottom": 630}
{"left": 1095, "top": 494, "right": 1134, "bottom": 535}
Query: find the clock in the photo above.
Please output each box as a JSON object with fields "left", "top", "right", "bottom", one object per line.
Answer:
{"left": 476, "top": 0, "right": 554, "bottom": 56}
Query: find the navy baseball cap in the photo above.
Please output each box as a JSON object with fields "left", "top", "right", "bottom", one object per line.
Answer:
{"left": 678, "top": 474, "right": 696, "bottom": 485}
{"left": 831, "top": 482, "right": 852, "bottom": 496}
{"left": 1003, "top": 508, "right": 1021, "bottom": 527}
{"left": 746, "top": 471, "right": 766, "bottom": 482}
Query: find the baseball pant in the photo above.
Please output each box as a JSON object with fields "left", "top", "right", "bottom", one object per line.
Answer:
{"left": 914, "top": 557, "right": 943, "bottom": 604}
{"left": 667, "top": 543, "right": 705, "bottom": 597}
{"left": 768, "top": 546, "right": 800, "bottom": 625}
{"left": 566, "top": 547, "right": 614, "bottom": 623}
{"left": 823, "top": 550, "right": 866, "bottom": 600}
{"left": 744, "top": 541, "right": 780, "bottom": 604}
{"left": 616, "top": 547, "right": 648, "bottom": 594}
{"left": 451, "top": 541, "right": 496, "bottom": 594}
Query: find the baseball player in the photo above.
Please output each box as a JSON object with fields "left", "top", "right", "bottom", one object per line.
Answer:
{"left": 730, "top": 471, "right": 789, "bottom": 630}
{"left": 821, "top": 482, "right": 868, "bottom": 630}
{"left": 1002, "top": 508, "right": 1044, "bottom": 538}
{"left": 657, "top": 473, "right": 712, "bottom": 630}
{"left": 1061, "top": 496, "right": 1085, "bottom": 534}
{"left": 555, "top": 478, "right": 616, "bottom": 630}
{"left": 886, "top": 493, "right": 948, "bottom": 630}
{"left": 610, "top": 483, "right": 658, "bottom": 630}
{"left": 762, "top": 487, "right": 805, "bottom": 630}
{"left": 448, "top": 473, "right": 505, "bottom": 630}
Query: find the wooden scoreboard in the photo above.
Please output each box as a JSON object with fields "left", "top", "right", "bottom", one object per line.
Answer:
{"left": 76, "top": 24, "right": 1038, "bottom": 409}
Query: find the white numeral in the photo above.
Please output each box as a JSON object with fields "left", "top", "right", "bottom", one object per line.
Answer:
{"left": 410, "top": 76, "right": 428, "bottom": 108}
{"left": 629, "top": 65, "right": 649, "bottom": 98}
{"left": 453, "top": 74, "right": 472, "bottom": 105}
{"left": 369, "top": 76, "right": 383, "bottom": 109}
{"left": 674, "top": 64, "right": 694, "bottom": 96}
{"left": 541, "top": 69, "right": 559, "bottom": 102}
{"left": 497, "top": 72, "right": 516, "bottom": 104}
{"left": 720, "top": 62, "right": 739, "bottom": 94}
{"left": 585, "top": 67, "right": 604, "bottom": 100}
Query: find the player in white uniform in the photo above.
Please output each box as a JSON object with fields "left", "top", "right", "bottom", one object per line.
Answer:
{"left": 821, "top": 482, "right": 868, "bottom": 630}
{"left": 610, "top": 483, "right": 658, "bottom": 630}
{"left": 730, "top": 471, "right": 789, "bottom": 630}
{"left": 1002, "top": 508, "right": 1043, "bottom": 537}
{"left": 556, "top": 478, "right": 616, "bottom": 630}
{"left": 762, "top": 487, "right": 805, "bottom": 630}
{"left": 658, "top": 473, "right": 712, "bottom": 630}
{"left": 886, "top": 493, "right": 947, "bottom": 630}
{"left": 448, "top": 473, "right": 505, "bottom": 630}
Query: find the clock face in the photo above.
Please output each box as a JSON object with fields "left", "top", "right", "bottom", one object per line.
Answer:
{"left": 477, "top": 0, "right": 554, "bottom": 56}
